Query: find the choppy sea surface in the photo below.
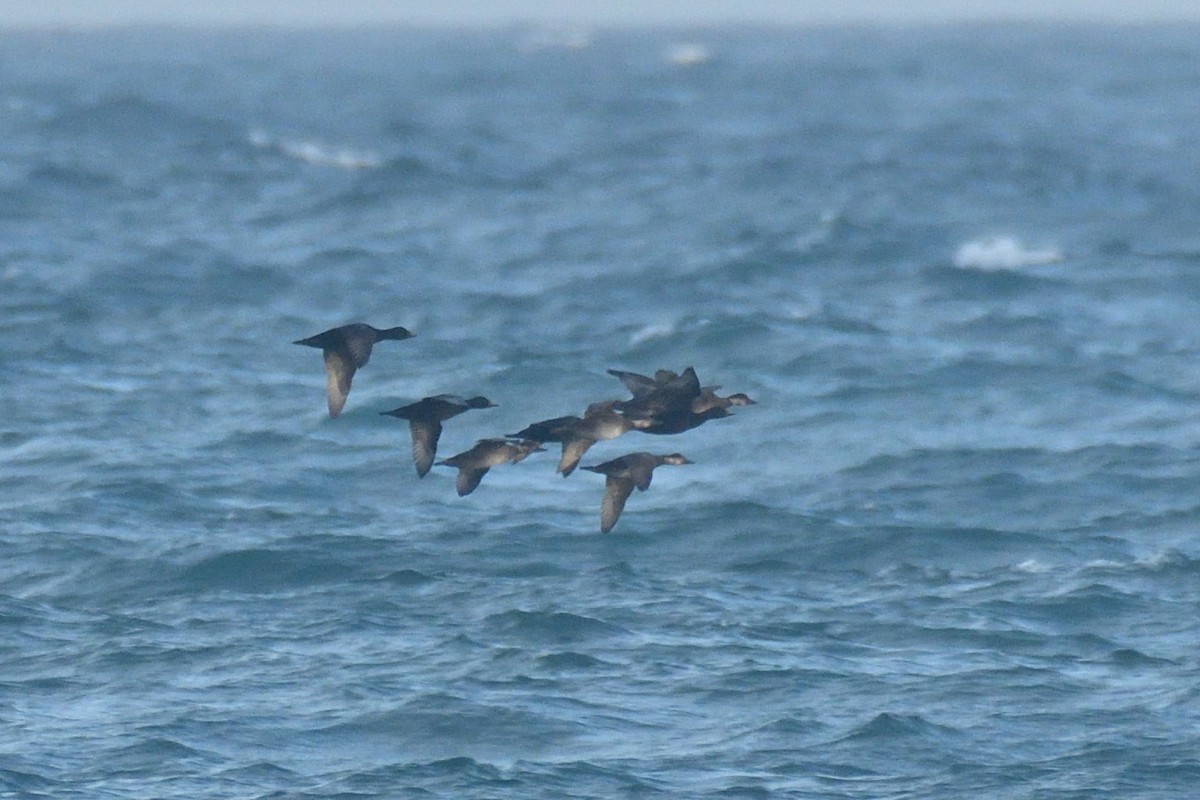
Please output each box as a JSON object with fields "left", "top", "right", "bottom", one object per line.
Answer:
{"left": 3, "top": 23, "right": 1200, "bottom": 799}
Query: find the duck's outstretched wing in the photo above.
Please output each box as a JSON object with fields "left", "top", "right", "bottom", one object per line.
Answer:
{"left": 342, "top": 328, "right": 377, "bottom": 368}
{"left": 558, "top": 437, "right": 595, "bottom": 477}
{"left": 409, "top": 419, "right": 443, "bottom": 478}
{"left": 607, "top": 369, "right": 658, "bottom": 397}
{"left": 456, "top": 467, "right": 489, "bottom": 497}
{"left": 676, "top": 367, "right": 701, "bottom": 396}
{"left": 635, "top": 466, "right": 654, "bottom": 492}
{"left": 294, "top": 327, "right": 342, "bottom": 349}
{"left": 323, "top": 350, "right": 355, "bottom": 418}
{"left": 601, "top": 476, "right": 636, "bottom": 533}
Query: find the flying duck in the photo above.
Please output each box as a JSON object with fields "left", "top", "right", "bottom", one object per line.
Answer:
{"left": 556, "top": 401, "right": 651, "bottom": 477}
{"left": 381, "top": 394, "right": 496, "bottom": 477}
{"left": 581, "top": 452, "right": 692, "bottom": 532}
{"left": 294, "top": 323, "right": 414, "bottom": 418}
{"left": 436, "top": 438, "right": 545, "bottom": 496}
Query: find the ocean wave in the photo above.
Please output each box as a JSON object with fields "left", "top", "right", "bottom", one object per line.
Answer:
{"left": 535, "top": 651, "right": 610, "bottom": 671}
{"left": 8, "top": 27, "right": 1200, "bottom": 800}
{"left": 27, "top": 162, "right": 123, "bottom": 192}
{"left": 40, "top": 93, "right": 237, "bottom": 146}
{"left": 386, "top": 756, "right": 506, "bottom": 781}
{"left": 318, "top": 694, "right": 583, "bottom": 756}
{"left": 838, "top": 712, "right": 961, "bottom": 743}
{"left": 178, "top": 548, "right": 358, "bottom": 593}
{"left": 483, "top": 609, "right": 628, "bottom": 645}
{"left": 0, "top": 162, "right": 130, "bottom": 220}
{"left": 629, "top": 320, "right": 678, "bottom": 345}
{"left": 666, "top": 42, "right": 714, "bottom": 67}
{"left": 371, "top": 568, "right": 439, "bottom": 587}
{"left": 320, "top": 757, "right": 535, "bottom": 798}
{"left": 1029, "top": 583, "right": 1145, "bottom": 626}
{"left": 101, "top": 737, "right": 217, "bottom": 769}
{"left": 302, "top": 155, "right": 451, "bottom": 211}
{"left": 1135, "top": 549, "right": 1200, "bottom": 574}
{"left": 1105, "top": 648, "right": 1178, "bottom": 668}
{"left": 1071, "top": 549, "right": 1200, "bottom": 580}
{"left": 952, "top": 236, "right": 1064, "bottom": 270}
{"left": 249, "top": 128, "right": 382, "bottom": 170}
{"left": 212, "top": 761, "right": 298, "bottom": 784}
{"left": 0, "top": 767, "right": 56, "bottom": 796}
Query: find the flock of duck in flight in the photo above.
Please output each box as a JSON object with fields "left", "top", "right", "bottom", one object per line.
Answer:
{"left": 295, "top": 322, "right": 757, "bottom": 532}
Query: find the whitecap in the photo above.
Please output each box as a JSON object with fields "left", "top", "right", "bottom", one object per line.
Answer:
{"left": 248, "top": 128, "right": 271, "bottom": 148}
{"left": 666, "top": 43, "right": 712, "bottom": 67}
{"left": 249, "top": 128, "right": 381, "bottom": 170}
{"left": 281, "top": 140, "right": 381, "bottom": 170}
{"left": 630, "top": 321, "right": 677, "bottom": 345}
{"left": 1083, "top": 558, "right": 1125, "bottom": 571}
{"left": 1136, "top": 549, "right": 1193, "bottom": 571}
{"left": 952, "top": 235, "right": 1064, "bottom": 271}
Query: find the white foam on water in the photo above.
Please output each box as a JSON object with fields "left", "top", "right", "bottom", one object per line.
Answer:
{"left": 249, "top": 129, "right": 381, "bottom": 170}
{"left": 666, "top": 42, "right": 712, "bottom": 67}
{"left": 630, "top": 321, "right": 678, "bottom": 345}
{"left": 953, "top": 235, "right": 1064, "bottom": 270}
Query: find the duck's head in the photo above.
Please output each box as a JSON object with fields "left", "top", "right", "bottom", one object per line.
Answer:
{"left": 378, "top": 326, "right": 415, "bottom": 341}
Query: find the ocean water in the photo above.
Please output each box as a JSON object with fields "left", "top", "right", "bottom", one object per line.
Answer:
{"left": 3, "top": 22, "right": 1200, "bottom": 798}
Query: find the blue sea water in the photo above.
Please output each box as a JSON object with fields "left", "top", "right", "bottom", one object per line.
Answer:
{"left": 2, "top": 22, "right": 1200, "bottom": 798}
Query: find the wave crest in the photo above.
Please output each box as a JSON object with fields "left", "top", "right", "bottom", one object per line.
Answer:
{"left": 249, "top": 129, "right": 382, "bottom": 170}
{"left": 953, "top": 236, "right": 1063, "bottom": 270}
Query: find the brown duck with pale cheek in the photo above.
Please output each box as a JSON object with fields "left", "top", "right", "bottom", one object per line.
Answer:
{"left": 581, "top": 452, "right": 692, "bottom": 533}
{"left": 436, "top": 438, "right": 545, "bottom": 497}
{"left": 556, "top": 401, "right": 652, "bottom": 478}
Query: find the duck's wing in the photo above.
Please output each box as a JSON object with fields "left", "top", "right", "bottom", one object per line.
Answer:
{"left": 635, "top": 464, "right": 654, "bottom": 492}
{"left": 427, "top": 395, "right": 468, "bottom": 418}
{"left": 508, "top": 442, "right": 545, "bottom": 464}
{"left": 456, "top": 467, "right": 489, "bottom": 496}
{"left": 607, "top": 369, "right": 658, "bottom": 397}
{"left": 294, "top": 328, "right": 337, "bottom": 348}
{"left": 381, "top": 399, "right": 419, "bottom": 419}
{"left": 342, "top": 329, "right": 376, "bottom": 368}
{"left": 600, "top": 476, "right": 636, "bottom": 533}
{"left": 409, "top": 419, "right": 443, "bottom": 478}
{"left": 558, "top": 437, "right": 595, "bottom": 477}
{"left": 677, "top": 367, "right": 701, "bottom": 397}
{"left": 323, "top": 350, "right": 356, "bottom": 418}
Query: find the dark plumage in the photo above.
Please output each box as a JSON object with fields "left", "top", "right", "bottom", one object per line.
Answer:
{"left": 294, "top": 323, "right": 414, "bottom": 418}
{"left": 639, "top": 388, "right": 757, "bottom": 435}
{"left": 610, "top": 366, "right": 702, "bottom": 422}
{"left": 605, "top": 368, "right": 662, "bottom": 398}
{"left": 381, "top": 395, "right": 496, "bottom": 477}
{"left": 436, "top": 438, "right": 545, "bottom": 496}
{"left": 581, "top": 452, "right": 692, "bottom": 532}
{"left": 609, "top": 367, "right": 757, "bottom": 434}
{"left": 638, "top": 405, "right": 731, "bottom": 435}
{"left": 508, "top": 415, "right": 582, "bottom": 444}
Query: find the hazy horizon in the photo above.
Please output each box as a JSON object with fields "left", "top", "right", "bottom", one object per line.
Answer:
{"left": 5, "top": 0, "right": 1200, "bottom": 29}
